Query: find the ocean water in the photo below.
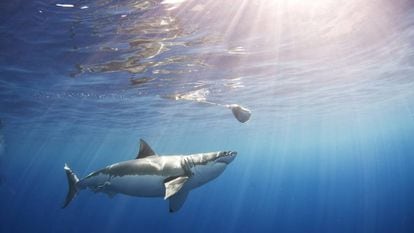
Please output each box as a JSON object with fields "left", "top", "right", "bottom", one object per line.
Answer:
{"left": 1, "top": 0, "right": 414, "bottom": 232}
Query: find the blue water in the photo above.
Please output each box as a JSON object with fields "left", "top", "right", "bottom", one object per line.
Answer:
{"left": 1, "top": 0, "right": 414, "bottom": 232}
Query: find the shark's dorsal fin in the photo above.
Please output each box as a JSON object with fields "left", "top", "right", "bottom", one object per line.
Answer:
{"left": 169, "top": 189, "right": 189, "bottom": 213}
{"left": 136, "top": 139, "right": 157, "bottom": 159}
{"left": 164, "top": 176, "right": 188, "bottom": 200}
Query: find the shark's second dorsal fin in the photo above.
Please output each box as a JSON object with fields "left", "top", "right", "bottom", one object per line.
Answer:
{"left": 136, "top": 139, "right": 157, "bottom": 159}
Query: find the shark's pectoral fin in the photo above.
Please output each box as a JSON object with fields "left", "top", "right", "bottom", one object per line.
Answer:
{"left": 164, "top": 176, "right": 188, "bottom": 200}
{"left": 169, "top": 190, "right": 189, "bottom": 213}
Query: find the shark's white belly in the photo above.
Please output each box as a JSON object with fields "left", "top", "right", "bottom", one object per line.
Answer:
{"left": 81, "top": 174, "right": 166, "bottom": 197}
{"left": 108, "top": 175, "right": 165, "bottom": 197}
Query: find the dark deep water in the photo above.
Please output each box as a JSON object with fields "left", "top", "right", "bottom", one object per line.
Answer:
{"left": 1, "top": 0, "right": 414, "bottom": 232}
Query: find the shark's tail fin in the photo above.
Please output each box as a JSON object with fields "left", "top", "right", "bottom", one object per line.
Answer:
{"left": 62, "top": 163, "right": 80, "bottom": 208}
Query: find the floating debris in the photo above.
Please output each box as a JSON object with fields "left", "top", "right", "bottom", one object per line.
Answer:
{"left": 200, "top": 101, "right": 252, "bottom": 123}
{"left": 226, "top": 104, "right": 251, "bottom": 123}
{"left": 165, "top": 89, "right": 251, "bottom": 123}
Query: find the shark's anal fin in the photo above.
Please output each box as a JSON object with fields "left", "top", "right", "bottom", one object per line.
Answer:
{"left": 136, "top": 139, "right": 157, "bottom": 159}
{"left": 169, "top": 190, "right": 189, "bottom": 213}
{"left": 164, "top": 176, "right": 188, "bottom": 200}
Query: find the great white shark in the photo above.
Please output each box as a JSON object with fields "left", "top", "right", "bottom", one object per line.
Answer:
{"left": 63, "top": 139, "right": 237, "bottom": 212}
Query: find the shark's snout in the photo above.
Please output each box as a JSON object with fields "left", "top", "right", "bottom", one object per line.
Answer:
{"left": 216, "top": 151, "right": 237, "bottom": 164}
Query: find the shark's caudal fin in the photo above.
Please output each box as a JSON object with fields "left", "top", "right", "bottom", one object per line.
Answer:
{"left": 62, "top": 163, "right": 80, "bottom": 208}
